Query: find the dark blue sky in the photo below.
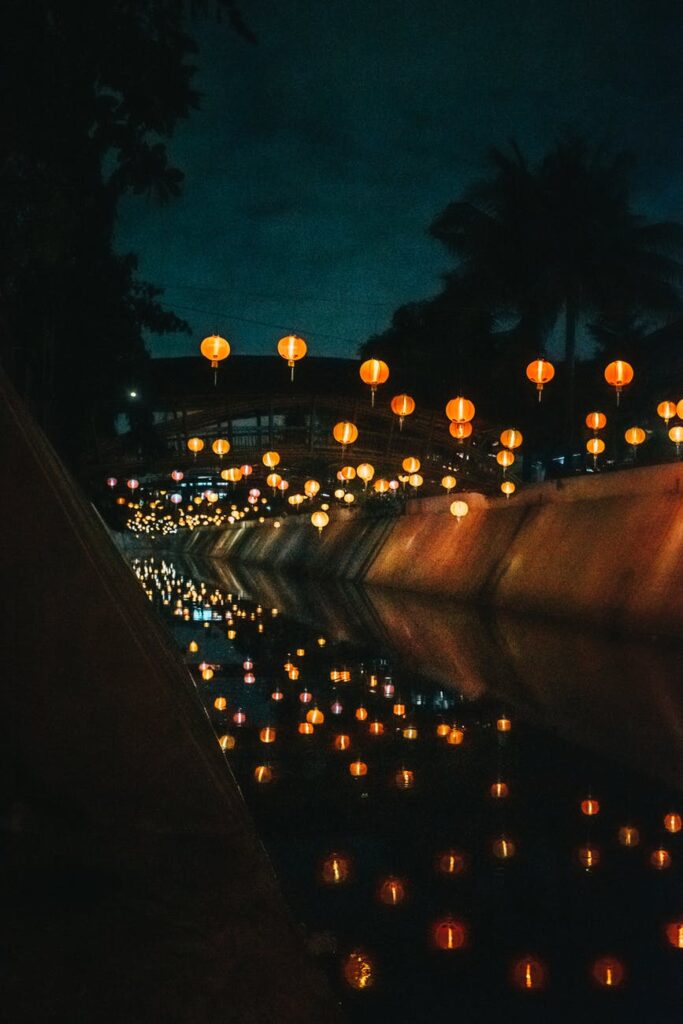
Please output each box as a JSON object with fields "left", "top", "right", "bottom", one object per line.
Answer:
{"left": 116, "top": 0, "right": 683, "bottom": 359}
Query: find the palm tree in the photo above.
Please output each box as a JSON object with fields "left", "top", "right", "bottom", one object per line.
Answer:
{"left": 430, "top": 137, "right": 683, "bottom": 441}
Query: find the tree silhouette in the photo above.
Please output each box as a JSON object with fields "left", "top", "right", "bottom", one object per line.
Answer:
{"left": 0, "top": 0, "right": 253, "bottom": 466}
{"left": 429, "top": 137, "right": 683, "bottom": 440}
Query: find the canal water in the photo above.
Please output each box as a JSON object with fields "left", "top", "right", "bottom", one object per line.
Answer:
{"left": 134, "top": 555, "right": 683, "bottom": 1022}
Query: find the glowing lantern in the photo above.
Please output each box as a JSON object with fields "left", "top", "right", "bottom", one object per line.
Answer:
{"left": 445, "top": 396, "right": 475, "bottom": 423}
{"left": 339, "top": 465, "right": 356, "bottom": 481}
{"left": 669, "top": 424, "right": 683, "bottom": 455}
{"left": 378, "top": 877, "right": 406, "bottom": 905}
{"left": 374, "top": 478, "right": 390, "bottom": 494}
{"left": 262, "top": 450, "right": 280, "bottom": 468}
{"left": 657, "top": 401, "right": 676, "bottom": 425}
{"left": 355, "top": 706, "right": 368, "bottom": 721}
{"left": 344, "top": 492, "right": 355, "bottom": 504}
{"left": 490, "top": 781, "right": 509, "bottom": 799}
{"left": 604, "top": 359, "right": 634, "bottom": 404}
{"left": 311, "top": 510, "right": 329, "bottom": 535}
{"left": 499, "top": 428, "right": 522, "bottom": 450}
{"left": 332, "top": 421, "right": 358, "bottom": 447}
{"left": 240, "top": 464, "right": 253, "bottom": 477}
{"left": 441, "top": 475, "right": 456, "bottom": 493}
{"left": 586, "top": 411, "right": 607, "bottom": 432}
{"left": 402, "top": 457, "right": 420, "bottom": 475}
{"left": 359, "top": 358, "right": 389, "bottom": 405}
{"left": 277, "top": 334, "right": 307, "bottom": 380}
{"left": 408, "top": 473, "right": 423, "bottom": 489}
{"left": 436, "top": 723, "right": 451, "bottom": 739}
{"left": 334, "top": 488, "right": 345, "bottom": 500}
{"left": 306, "top": 707, "right": 324, "bottom": 725}
{"left": 436, "top": 849, "right": 467, "bottom": 876}
{"left": 171, "top": 469, "right": 184, "bottom": 482}
{"left": 212, "top": 438, "right": 230, "bottom": 457}
{"left": 449, "top": 421, "right": 473, "bottom": 440}
{"left": 391, "top": 393, "right": 415, "bottom": 428}
{"left": 650, "top": 848, "right": 672, "bottom": 870}
{"left": 188, "top": 640, "right": 198, "bottom": 653}
{"left": 349, "top": 759, "right": 368, "bottom": 777}
{"left": 343, "top": 950, "right": 374, "bottom": 990}
{"left": 617, "top": 826, "right": 639, "bottom": 847}
{"left": 512, "top": 957, "right": 546, "bottom": 992}
{"left": 334, "top": 734, "right": 351, "bottom": 751}
{"left": 492, "top": 836, "right": 516, "bottom": 860}
{"left": 624, "top": 426, "right": 646, "bottom": 449}
{"left": 202, "top": 667, "right": 214, "bottom": 681}
{"left": 106, "top": 477, "right": 117, "bottom": 488}
{"left": 591, "top": 957, "right": 624, "bottom": 988}
{"left": 664, "top": 813, "right": 682, "bottom": 833}
{"left": 369, "top": 720, "right": 384, "bottom": 736}
{"left": 357, "top": 463, "right": 375, "bottom": 487}
{"left": 501, "top": 481, "right": 516, "bottom": 498}
{"left": 402, "top": 724, "right": 418, "bottom": 740}
{"left": 298, "top": 721, "right": 314, "bottom": 735}
{"left": 221, "top": 467, "right": 243, "bottom": 483}
{"left": 200, "top": 334, "right": 230, "bottom": 373}
{"left": 578, "top": 845, "right": 600, "bottom": 869}
{"left": 304, "top": 479, "right": 320, "bottom": 498}
{"left": 395, "top": 768, "right": 415, "bottom": 789}
{"left": 450, "top": 500, "right": 469, "bottom": 522}
{"left": 678, "top": 399, "right": 683, "bottom": 419}
{"left": 187, "top": 437, "right": 204, "bottom": 457}
{"left": 253, "top": 765, "right": 273, "bottom": 784}
{"left": 447, "top": 727, "right": 464, "bottom": 746}
{"left": 581, "top": 798, "right": 600, "bottom": 816}
{"left": 496, "top": 449, "right": 514, "bottom": 470}
{"left": 586, "top": 437, "right": 605, "bottom": 465}
{"left": 526, "top": 358, "right": 555, "bottom": 400}
{"left": 433, "top": 917, "right": 467, "bottom": 950}
{"left": 259, "top": 726, "right": 276, "bottom": 744}
{"left": 218, "top": 734, "right": 235, "bottom": 751}
{"left": 321, "top": 853, "right": 350, "bottom": 884}
{"left": 266, "top": 472, "right": 282, "bottom": 491}
{"left": 213, "top": 697, "right": 227, "bottom": 711}
{"left": 665, "top": 922, "right": 683, "bottom": 949}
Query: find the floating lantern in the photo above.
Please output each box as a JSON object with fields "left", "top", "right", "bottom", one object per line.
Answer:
{"left": 617, "top": 825, "right": 640, "bottom": 847}
{"left": 311, "top": 510, "right": 329, "bottom": 535}
{"left": 304, "top": 479, "right": 320, "bottom": 498}
{"left": 591, "top": 957, "right": 624, "bottom": 988}
{"left": 445, "top": 396, "right": 475, "bottom": 423}
{"left": 390, "top": 393, "right": 415, "bottom": 428}
{"left": 321, "top": 853, "right": 350, "bottom": 884}
{"left": 586, "top": 437, "right": 605, "bottom": 465}
{"left": 357, "top": 463, "right": 375, "bottom": 488}
{"left": 501, "top": 481, "right": 516, "bottom": 498}
{"left": 449, "top": 421, "right": 473, "bottom": 440}
{"left": 526, "top": 358, "right": 555, "bottom": 400}
{"left": 433, "top": 917, "right": 467, "bottom": 950}
{"left": 657, "top": 400, "right": 676, "bottom": 425}
{"left": 581, "top": 798, "right": 600, "bottom": 816}
{"left": 373, "top": 478, "right": 390, "bottom": 494}
{"left": 349, "top": 759, "right": 368, "bottom": 777}
{"left": 259, "top": 726, "right": 276, "bottom": 744}
{"left": 332, "top": 421, "right": 358, "bottom": 447}
{"left": 624, "top": 426, "right": 646, "bottom": 449}
{"left": 669, "top": 424, "right": 683, "bottom": 455}
{"left": 450, "top": 500, "right": 469, "bottom": 522}
{"left": 187, "top": 437, "right": 204, "bottom": 456}
{"left": 200, "top": 333, "right": 230, "bottom": 369}
{"left": 436, "top": 849, "right": 467, "bottom": 876}
{"left": 212, "top": 438, "right": 230, "bottom": 457}
{"left": 378, "top": 876, "right": 406, "bottom": 905}
{"left": 441, "top": 475, "right": 457, "bottom": 493}
{"left": 262, "top": 450, "right": 280, "bottom": 468}
{"left": 277, "top": 334, "right": 307, "bottom": 380}
{"left": 343, "top": 950, "right": 374, "bottom": 990}
{"left": 500, "top": 428, "right": 523, "bottom": 449}
{"left": 664, "top": 813, "right": 682, "bottom": 833}
{"left": 604, "top": 359, "right": 634, "bottom": 404}
{"left": 586, "top": 411, "right": 607, "bottom": 432}
{"left": 496, "top": 449, "right": 514, "bottom": 470}
{"left": 512, "top": 957, "right": 546, "bottom": 992}
{"left": 359, "top": 358, "right": 389, "bottom": 405}
{"left": 402, "top": 456, "right": 420, "bottom": 474}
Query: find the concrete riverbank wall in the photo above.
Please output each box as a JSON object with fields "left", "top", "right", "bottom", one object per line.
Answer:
{"left": 161, "top": 463, "right": 683, "bottom": 638}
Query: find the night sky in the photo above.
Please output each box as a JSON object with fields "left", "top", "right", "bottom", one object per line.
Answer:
{"left": 116, "top": 0, "right": 683, "bottom": 359}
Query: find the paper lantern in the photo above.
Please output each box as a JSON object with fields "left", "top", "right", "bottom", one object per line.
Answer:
{"left": 526, "top": 358, "right": 555, "bottom": 400}
{"left": 359, "top": 358, "right": 389, "bottom": 405}
{"left": 390, "top": 393, "right": 415, "bottom": 428}
{"left": 277, "top": 334, "right": 307, "bottom": 379}
{"left": 604, "top": 359, "right": 634, "bottom": 404}
{"left": 445, "top": 396, "right": 475, "bottom": 423}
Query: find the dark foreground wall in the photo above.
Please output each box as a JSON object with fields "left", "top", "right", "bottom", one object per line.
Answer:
{"left": 0, "top": 369, "right": 342, "bottom": 1022}
{"left": 164, "top": 462, "right": 683, "bottom": 638}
